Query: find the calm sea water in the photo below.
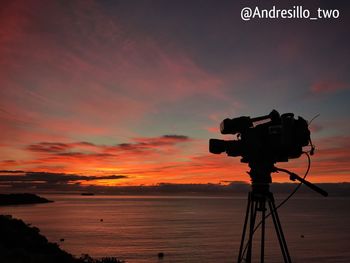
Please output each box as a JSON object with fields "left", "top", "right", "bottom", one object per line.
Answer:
{"left": 1, "top": 194, "right": 350, "bottom": 262}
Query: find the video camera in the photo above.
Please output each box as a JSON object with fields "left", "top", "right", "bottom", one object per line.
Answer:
{"left": 209, "top": 110, "right": 311, "bottom": 164}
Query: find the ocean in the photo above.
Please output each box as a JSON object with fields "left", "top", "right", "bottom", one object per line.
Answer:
{"left": 1, "top": 194, "right": 350, "bottom": 262}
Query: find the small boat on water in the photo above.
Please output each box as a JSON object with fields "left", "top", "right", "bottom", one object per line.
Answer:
{"left": 80, "top": 193, "right": 95, "bottom": 196}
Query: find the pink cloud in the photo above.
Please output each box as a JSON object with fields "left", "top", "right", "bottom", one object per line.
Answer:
{"left": 311, "top": 81, "right": 348, "bottom": 94}
{"left": 205, "top": 126, "right": 220, "bottom": 134}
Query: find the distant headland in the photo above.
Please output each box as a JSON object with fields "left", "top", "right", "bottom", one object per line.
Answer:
{"left": 0, "top": 193, "right": 53, "bottom": 206}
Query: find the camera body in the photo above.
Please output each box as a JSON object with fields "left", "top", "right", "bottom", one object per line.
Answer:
{"left": 209, "top": 110, "right": 310, "bottom": 164}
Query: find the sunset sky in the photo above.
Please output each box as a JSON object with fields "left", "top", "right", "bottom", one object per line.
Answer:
{"left": 0, "top": 0, "right": 349, "bottom": 188}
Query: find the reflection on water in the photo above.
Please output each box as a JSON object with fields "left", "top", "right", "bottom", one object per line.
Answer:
{"left": 1, "top": 194, "right": 350, "bottom": 263}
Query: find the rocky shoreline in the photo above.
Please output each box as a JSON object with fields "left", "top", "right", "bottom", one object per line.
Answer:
{"left": 0, "top": 193, "right": 125, "bottom": 263}
{"left": 0, "top": 215, "right": 125, "bottom": 263}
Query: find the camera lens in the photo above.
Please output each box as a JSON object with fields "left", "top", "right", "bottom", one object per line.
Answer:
{"left": 209, "top": 139, "right": 226, "bottom": 154}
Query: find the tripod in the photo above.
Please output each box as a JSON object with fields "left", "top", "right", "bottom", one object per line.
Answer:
{"left": 236, "top": 162, "right": 328, "bottom": 263}
{"left": 237, "top": 185, "right": 291, "bottom": 263}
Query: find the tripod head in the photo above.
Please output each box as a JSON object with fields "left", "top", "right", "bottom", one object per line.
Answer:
{"left": 246, "top": 159, "right": 328, "bottom": 197}
{"left": 247, "top": 161, "right": 274, "bottom": 194}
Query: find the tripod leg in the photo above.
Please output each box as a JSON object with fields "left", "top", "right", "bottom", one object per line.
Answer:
{"left": 246, "top": 197, "right": 258, "bottom": 263}
{"left": 260, "top": 199, "right": 266, "bottom": 263}
{"left": 268, "top": 198, "right": 292, "bottom": 263}
{"left": 238, "top": 192, "right": 252, "bottom": 263}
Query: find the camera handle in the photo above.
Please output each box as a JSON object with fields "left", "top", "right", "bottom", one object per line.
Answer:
{"left": 274, "top": 167, "right": 328, "bottom": 197}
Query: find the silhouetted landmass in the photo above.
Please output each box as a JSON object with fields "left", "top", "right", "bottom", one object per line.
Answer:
{"left": 0, "top": 193, "right": 53, "bottom": 206}
{"left": 1, "top": 170, "right": 349, "bottom": 196}
{"left": 2, "top": 183, "right": 350, "bottom": 196}
{"left": 71, "top": 182, "right": 350, "bottom": 197}
{"left": 0, "top": 215, "right": 125, "bottom": 263}
{"left": 0, "top": 214, "right": 75, "bottom": 263}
